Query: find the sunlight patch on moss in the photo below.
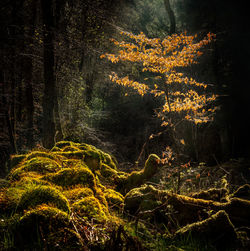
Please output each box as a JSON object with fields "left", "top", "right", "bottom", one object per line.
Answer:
{"left": 18, "top": 185, "right": 70, "bottom": 213}
{"left": 72, "top": 196, "right": 108, "bottom": 222}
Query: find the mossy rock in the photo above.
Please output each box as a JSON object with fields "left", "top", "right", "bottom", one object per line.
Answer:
{"left": 8, "top": 157, "right": 61, "bottom": 181}
{"left": 9, "top": 154, "right": 26, "bottom": 169}
{"left": 73, "top": 196, "right": 109, "bottom": 222}
{"left": 84, "top": 150, "right": 101, "bottom": 171}
{"left": 26, "top": 151, "right": 61, "bottom": 162}
{"left": 55, "top": 141, "right": 73, "bottom": 149}
{"left": 62, "top": 145, "right": 81, "bottom": 152}
{"left": 18, "top": 185, "right": 70, "bottom": 213}
{"left": 124, "top": 185, "right": 162, "bottom": 214}
{"left": 44, "top": 164, "right": 96, "bottom": 189}
{"left": 100, "top": 163, "right": 118, "bottom": 178}
{"left": 50, "top": 146, "right": 62, "bottom": 152}
{"left": 54, "top": 150, "right": 85, "bottom": 160}
{"left": 0, "top": 178, "right": 10, "bottom": 189}
{"left": 16, "top": 205, "right": 70, "bottom": 248}
{"left": 63, "top": 187, "right": 94, "bottom": 201}
{"left": 104, "top": 189, "right": 124, "bottom": 209}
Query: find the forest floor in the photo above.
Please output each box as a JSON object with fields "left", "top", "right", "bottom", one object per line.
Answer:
{"left": 0, "top": 141, "right": 249, "bottom": 250}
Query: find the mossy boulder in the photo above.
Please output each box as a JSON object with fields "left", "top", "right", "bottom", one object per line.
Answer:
{"left": 55, "top": 141, "right": 73, "bottom": 149}
{"left": 16, "top": 205, "right": 71, "bottom": 248}
{"left": 63, "top": 186, "right": 94, "bottom": 201}
{"left": 124, "top": 185, "right": 163, "bottom": 215}
{"left": 25, "top": 151, "right": 61, "bottom": 162}
{"left": 0, "top": 141, "right": 168, "bottom": 250}
{"left": 0, "top": 178, "right": 10, "bottom": 189}
{"left": 9, "top": 154, "right": 26, "bottom": 169}
{"left": 44, "top": 164, "right": 96, "bottom": 189}
{"left": 104, "top": 188, "right": 124, "bottom": 209}
{"left": 100, "top": 163, "right": 118, "bottom": 178}
{"left": 18, "top": 185, "right": 70, "bottom": 213}
{"left": 8, "top": 157, "right": 61, "bottom": 181}
{"left": 72, "top": 196, "right": 109, "bottom": 222}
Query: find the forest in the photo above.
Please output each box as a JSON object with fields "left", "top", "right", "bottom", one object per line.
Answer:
{"left": 0, "top": 0, "right": 250, "bottom": 250}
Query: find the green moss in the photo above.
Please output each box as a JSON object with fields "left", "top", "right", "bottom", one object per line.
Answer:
{"left": 50, "top": 146, "right": 62, "bottom": 152}
{"left": 84, "top": 150, "right": 101, "bottom": 171}
{"left": 62, "top": 145, "right": 81, "bottom": 152}
{"left": 231, "top": 184, "right": 250, "bottom": 200}
{"left": 143, "top": 154, "right": 161, "bottom": 178}
{"left": 44, "top": 163, "right": 96, "bottom": 189}
{"left": 63, "top": 187, "right": 94, "bottom": 201}
{"left": 26, "top": 151, "right": 61, "bottom": 162}
{"left": 100, "top": 152, "right": 117, "bottom": 170}
{"left": 17, "top": 205, "right": 70, "bottom": 248}
{"left": 54, "top": 150, "right": 85, "bottom": 159}
{"left": 78, "top": 143, "right": 92, "bottom": 151}
{"left": 73, "top": 196, "right": 108, "bottom": 222}
{"left": 9, "top": 154, "right": 26, "bottom": 169}
{"left": 8, "top": 157, "right": 61, "bottom": 181}
{"left": 20, "top": 204, "right": 70, "bottom": 226}
{"left": 18, "top": 185, "right": 70, "bottom": 213}
{"left": 95, "top": 187, "right": 109, "bottom": 208}
{"left": 100, "top": 163, "right": 118, "bottom": 178}
{"left": 55, "top": 141, "right": 73, "bottom": 149}
{"left": 0, "top": 179, "right": 10, "bottom": 189}
{"left": 191, "top": 187, "right": 229, "bottom": 202}
{"left": 124, "top": 185, "right": 162, "bottom": 214}
{"left": 104, "top": 189, "right": 124, "bottom": 209}
{"left": 117, "top": 154, "right": 161, "bottom": 193}
{"left": 174, "top": 210, "right": 238, "bottom": 250}
{"left": 0, "top": 188, "right": 21, "bottom": 214}
{"left": 15, "top": 175, "right": 53, "bottom": 189}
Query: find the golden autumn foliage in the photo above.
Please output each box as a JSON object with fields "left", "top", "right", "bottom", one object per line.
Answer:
{"left": 101, "top": 31, "right": 217, "bottom": 125}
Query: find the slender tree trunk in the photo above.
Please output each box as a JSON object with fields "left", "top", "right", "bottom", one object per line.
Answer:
{"left": 164, "top": 0, "right": 176, "bottom": 34}
{"left": 41, "top": 0, "right": 56, "bottom": 148}
{"left": 24, "top": 0, "right": 37, "bottom": 148}
{"left": 24, "top": 58, "right": 35, "bottom": 147}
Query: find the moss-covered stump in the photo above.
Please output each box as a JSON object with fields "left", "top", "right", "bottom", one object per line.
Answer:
{"left": 173, "top": 210, "right": 238, "bottom": 250}
{"left": 116, "top": 154, "right": 161, "bottom": 194}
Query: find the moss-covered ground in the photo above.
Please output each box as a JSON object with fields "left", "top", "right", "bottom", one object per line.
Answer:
{"left": 0, "top": 141, "right": 249, "bottom": 250}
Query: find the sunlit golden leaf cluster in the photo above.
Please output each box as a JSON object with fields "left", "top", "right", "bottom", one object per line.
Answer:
{"left": 101, "top": 31, "right": 217, "bottom": 125}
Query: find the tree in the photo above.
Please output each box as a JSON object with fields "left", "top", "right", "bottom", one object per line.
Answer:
{"left": 101, "top": 31, "right": 217, "bottom": 145}
{"left": 41, "top": 0, "right": 57, "bottom": 148}
{"left": 164, "top": 0, "right": 176, "bottom": 34}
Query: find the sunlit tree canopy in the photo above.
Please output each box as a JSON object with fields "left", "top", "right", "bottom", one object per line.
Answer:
{"left": 101, "top": 31, "right": 217, "bottom": 126}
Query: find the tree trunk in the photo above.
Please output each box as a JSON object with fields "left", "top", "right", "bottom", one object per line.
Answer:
{"left": 164, "top": 0, "right": 176, "bottom": 34}
{"left": 41, "top": 0, "right": 56, "bottom": 149}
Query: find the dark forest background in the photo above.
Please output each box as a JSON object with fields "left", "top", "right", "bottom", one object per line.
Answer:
{"left": 1, "top": 0, "right": 250, "bottom": 177}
